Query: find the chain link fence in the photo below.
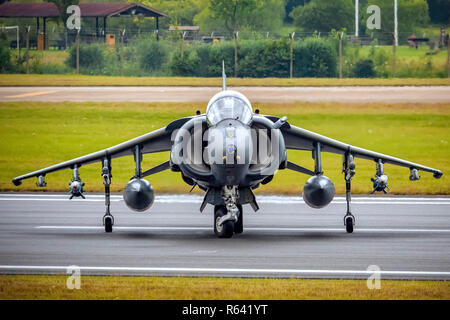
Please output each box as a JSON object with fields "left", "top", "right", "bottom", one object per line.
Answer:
{"left": 1, "top": 23, "right": 446, "bottom": 50}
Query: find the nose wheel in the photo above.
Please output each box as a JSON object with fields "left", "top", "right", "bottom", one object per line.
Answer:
{"left": 214, "top": 205, "right": 234, "bottom": 238}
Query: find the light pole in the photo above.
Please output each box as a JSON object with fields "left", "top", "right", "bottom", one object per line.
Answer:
{"left": 289, "top": 32, "right": 295, "bottom": 78}
{"left": 394, "top": 0, "right": 398, "bottom": 46}
{"left": 339, "top": 32, "right": 344, "bottom": 79}
{"left": 355, "top": 0, "right": 359, "bottom": 37}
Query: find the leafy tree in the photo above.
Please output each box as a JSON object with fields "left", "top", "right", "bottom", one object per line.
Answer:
{"left": 363, "top": 0, "right": 429, "bottom": 35}
{"left": 169, "top": 49, "right": 201, "bottom": 76}
{"left": 0, "top": 38, "right": 12, "bottom": 73}
{"left": 248, "top": 0, "right": 285, "bottom": 32}
{"left": 290, "top": 0, "right": 354, "bottom": 32}
{"left": 209, "top": 0, "right": 261, "bottom": 35}
{"left": 66, "top": 43, "right": 105, "bottom": 72}
{"left": 426, "top": 0, "right": 449, "bottom": 25}
{"left": 205, "top": 42, "right": 235, "bottom": 75}
{"left": 353, "top": 59, "right": 375, "bottom": 77}
{"left": 293, "top": 38, "right": 337, "bottom": 77}
{"left": 194, "top": 0, "right": 285, "bottom": 35}
{"left": 46, "top": 0, "right": 79, "bottom": 25}
{"left": 137, "top": 40, "right": 169, "bottom": 72}
{"left": 239, "top": 39, "right": 290, "bottom": 77}
{"left": 284, "top": 0, "right": 310, "bottom": 23}
{"left": 145, "top": 0, "right": 203, "bottom": 26}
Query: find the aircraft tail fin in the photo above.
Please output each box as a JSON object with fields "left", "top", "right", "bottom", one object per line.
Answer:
{"left": 222, "top": 60, "right": 227, "bottom": 91}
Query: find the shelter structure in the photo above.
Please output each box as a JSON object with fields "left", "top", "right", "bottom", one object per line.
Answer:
{"left": 0, "top": 2, "right": 59, "bottom": 49}
{"left": 169, "top": 26, "right": 200, "bottom": 40}
{"left": 78, "top": 3, "right": 168, "bottom": 40}
{"left": 0, "top": 2, "right": 168, "bottom": 48}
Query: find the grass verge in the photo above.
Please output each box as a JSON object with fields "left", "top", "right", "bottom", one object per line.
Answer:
{"left": 1, "top": 101, "right": 449, "bottom": 194}
{"left": 0, "top": 74, "right": 449, "bottom": 87}
{"left": 0, "top": 275, "right": 448, "bottom": 300}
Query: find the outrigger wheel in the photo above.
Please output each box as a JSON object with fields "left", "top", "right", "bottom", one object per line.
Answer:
{"left": 214, "top": 205, "right": 234, "bottom": 238}
{"left": 103, "top": 215, "right": 113, "bottom": 233}
{"left": 344, "top": 215, "right": 354, "bottom": 233}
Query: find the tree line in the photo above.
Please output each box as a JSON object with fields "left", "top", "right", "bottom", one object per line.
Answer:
{"left": 3, "top": 0, "right": 445, "bottom": 37}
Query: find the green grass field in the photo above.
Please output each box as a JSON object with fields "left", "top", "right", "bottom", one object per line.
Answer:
{"left": 1, "top": 101, "right": 448, "bottom": 195}
{"left": 0, "top": 275, "right": 448, "bottom": 300}
{"left": 0, "top": 74, "right": 449, "bottom": 87}
{"left": 354, "top": 45, "right": 449, "bottom": 77}
{"left": 358, "top": 45, "right": 449, "bottom": 62}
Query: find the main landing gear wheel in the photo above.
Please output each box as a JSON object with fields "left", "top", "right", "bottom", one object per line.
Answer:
{"left": 234, "top": 204, "right": 243, "bottom": 234}
{"left": 104, "top": 216, "right": 113, "bottom": 233}
{"left": 214, "top": 205, "right": 234, "bottom": 238}
{"left": 345, "top": 215, "right": 354, "bottom": 233}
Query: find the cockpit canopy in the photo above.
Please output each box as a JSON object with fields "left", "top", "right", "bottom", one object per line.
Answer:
{"left": 206, "top": 91, "right": 253, "bottom": 126}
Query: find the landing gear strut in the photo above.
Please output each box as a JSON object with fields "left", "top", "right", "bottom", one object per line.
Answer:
{"left": 234, "top": 204, "right": 243, "bottom": 234}
{"left": 343, "top": 152, "right": 356, "bottom": 233}
{"left": 102, "top": 157, "right": 114, "bottom": 233}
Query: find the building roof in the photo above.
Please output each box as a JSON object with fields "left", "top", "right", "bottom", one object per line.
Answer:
{"left": 0, "top": 2, "right": 60, "bottom": 18}
{"left": 169, "top": 26, "right": 200, "bottom": 31}
{"left": 79, "top": 3, "right": 168, "bottom": 18}
{"left": 0, "top": 2, "right": 167, "bottom": 18}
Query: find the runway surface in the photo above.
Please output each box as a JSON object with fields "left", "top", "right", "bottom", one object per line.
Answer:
{"left": 0, "top": 193, "right": 449, "bottom": 280}
{"left": 1, "top": 86, "right": 450, "bottom": 103}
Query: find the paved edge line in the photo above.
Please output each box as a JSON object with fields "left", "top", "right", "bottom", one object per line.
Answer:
{"left": 1, "top": 194, "right": 449, "bottom": 201}
{"left": 0, "top": 265, "right": 449, "bottom": 276}
{"left": 34, "top": 226, "right": 450, "bottom": 233}
{"left": 1, "top": 198, "right": 449, "bottom": 205}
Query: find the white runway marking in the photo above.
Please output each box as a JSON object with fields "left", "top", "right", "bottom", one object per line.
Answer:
{"left": 1, "top": 194, "right": 449, "bottom": 205}
{"left": 0, "top": 265, "right": 449, "bottom": 276}
{"left": 2, "top": 194, "right": 449, "bottom": 200}
{"left": 35, "top": 225, "right": 450, "bottom": 233}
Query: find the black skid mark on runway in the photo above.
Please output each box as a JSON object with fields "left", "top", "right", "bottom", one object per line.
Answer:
{"left": 27, "top": 229, "right": 448, "bottom": 243}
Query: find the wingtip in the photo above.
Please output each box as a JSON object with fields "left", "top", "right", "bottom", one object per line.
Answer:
{"left": 433, "top": 171, "right": 443, "bottom": 179}
{"left": 12, "top": 178, "right": 22, "bottom": 186}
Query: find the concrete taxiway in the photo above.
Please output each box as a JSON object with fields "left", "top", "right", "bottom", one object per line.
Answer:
{"left": 0, "top": 193, "right": 449, "bottom": 280}
{"left": 1, "top": 86, "right": 450, "bottom": 103}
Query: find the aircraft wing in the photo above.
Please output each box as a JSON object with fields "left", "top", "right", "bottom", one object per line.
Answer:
{"left": 281, "top": 123, "right": 443, "bottom": 178}
{"left": 12, "top": 117, "right": 192, "bottom": 186}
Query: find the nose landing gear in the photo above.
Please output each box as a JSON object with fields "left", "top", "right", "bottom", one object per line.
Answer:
{"left": 214, "top": 205, "right": 234, "bottom": 238}
{"left": 214, "top": 186, "right": 244, "bottom": 238}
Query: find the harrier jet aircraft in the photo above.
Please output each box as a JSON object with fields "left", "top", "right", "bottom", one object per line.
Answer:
{"left": 12, "top": 63, "right": 443, "bottom": 238}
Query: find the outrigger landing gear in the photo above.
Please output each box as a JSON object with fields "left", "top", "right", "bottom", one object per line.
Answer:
{"left": 101, "top": 157, "right": 114, "bottom": 233}
{"left": 343, "top": 152, "right": 356, "bottom": 233}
